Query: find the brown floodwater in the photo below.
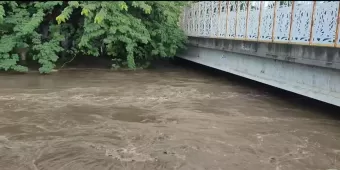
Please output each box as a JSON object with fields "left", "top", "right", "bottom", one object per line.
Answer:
{"left": 0, "top": 63, "right": 340, "bottom": 170}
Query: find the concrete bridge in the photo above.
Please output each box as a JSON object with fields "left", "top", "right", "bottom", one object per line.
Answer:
{"left": 177, "top": 1, "right": 340, "bottom": 107}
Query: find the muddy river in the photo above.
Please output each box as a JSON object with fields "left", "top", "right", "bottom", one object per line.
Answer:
{"left": 0, "top": 63, "right": 340, "bottom": 170}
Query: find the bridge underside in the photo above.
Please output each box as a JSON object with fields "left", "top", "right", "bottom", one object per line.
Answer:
{"left": 177, "top": 38, "right": 340, "bottom": 107}
{"left": 179, "top": 1, "right": 340, "bottom": 106}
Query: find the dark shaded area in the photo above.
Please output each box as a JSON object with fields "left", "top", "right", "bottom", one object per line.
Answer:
{"left": 60, "top": 55, "right": 177, "bottom": 70}
{"left": 59, "top": 55, "right": 113, "bottom": 69}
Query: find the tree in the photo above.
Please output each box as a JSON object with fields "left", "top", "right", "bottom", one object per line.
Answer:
{"left": 0, "top": 1, "right": 188, "bottom": 73}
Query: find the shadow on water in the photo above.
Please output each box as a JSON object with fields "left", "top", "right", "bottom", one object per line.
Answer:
{"left": 172, "top": 57, "right": 340, "bottom": 120}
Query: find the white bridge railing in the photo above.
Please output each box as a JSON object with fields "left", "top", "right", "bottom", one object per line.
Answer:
{"left": 181, "top": 1, "right": 340, "bottom": 48}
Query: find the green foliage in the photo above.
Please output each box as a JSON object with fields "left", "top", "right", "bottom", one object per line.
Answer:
{"left": 0, "top": 1, "right": 188, "bottom": 73}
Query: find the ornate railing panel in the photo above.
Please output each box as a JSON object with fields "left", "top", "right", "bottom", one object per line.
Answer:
{"left": 182, "top": 1, "right": 340, "bottom": 48}
{"left": 246, "top": 1, "right": 261, "bottom": 40}
{"left": 273, "top": 1, "right": 292, "bottom": 42}
{"left": 312, "top": 1, "right": 339, "bottom": 46}
{"left": 259, "top": 1, "right": 275, "bottom": 41}
{"left": 212, "top": 1, "right": 220, "bottom": 37}
{"left": 227, "top": 1, "right": 237, "bottom": 38}
{"left": 219, "top": 2, "right": 227, "bottom": 37}
{"left": 236, "top": 1, "right": 247, "bottom": 39}
{"left": 192, "top": 2, "right": 199, "bottom": 36}
{"left": 290, "top": 1, "right": 313, "bottom": 45}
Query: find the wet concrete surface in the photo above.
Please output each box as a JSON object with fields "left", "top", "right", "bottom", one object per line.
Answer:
{"left": 0, "top": 62, "right": 340, "bottom": 170}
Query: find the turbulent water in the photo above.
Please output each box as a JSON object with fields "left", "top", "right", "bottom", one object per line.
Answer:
{"left": 0, "top": 65, "right": 340, "bottom": 170}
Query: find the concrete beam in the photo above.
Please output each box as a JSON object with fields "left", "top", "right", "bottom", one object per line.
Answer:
{"left": 177, "top": 45, "right": 340, "bottom": 107}
{"left": 187, "top": 37, "right": 340, "bottom": 70}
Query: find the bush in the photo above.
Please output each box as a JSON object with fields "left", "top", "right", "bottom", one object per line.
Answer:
{"left": 0, "top": 1, "right": 188, "bottom": 73}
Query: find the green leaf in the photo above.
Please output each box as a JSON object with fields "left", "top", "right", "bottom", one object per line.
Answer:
{"left": 0, "top": 1, "right": 187, "bottom": 72}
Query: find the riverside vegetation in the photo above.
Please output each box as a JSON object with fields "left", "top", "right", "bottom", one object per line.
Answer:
{"left": 0, "top": 1, "right": 188, "bottom": 73}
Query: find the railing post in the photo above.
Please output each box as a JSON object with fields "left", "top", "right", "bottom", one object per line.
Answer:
{"left": 203, "top": 1, "right": 207, "bottom": 37}
{"left": 245, "top": 1, "right": 250, "bottom": 40}
{"left": 226, "top": 1, "right": 230, "bottom": 38}
{"left": 257, "top": 1, "right": 263, "bottom": 41}
{"left": 235, "top": 1, "right": 239, "bottom": 39}
{"left": 210, "top": 1, "right": 213, "bottom": 38}
{"left": 309, "top": 1, "right": 316, "bottom": 45}
{"left": 194, "top": 2, "right": 197, "bottom": 37}
{"left": 272, "top": 1, "right": 278, "bottom": 42}
{"left": 334, "top": 1, "right": 340, "bottom": 47}
{"left": 288, "top": 1, "right": 295, "bottom": 42}
{"left": 184, "top": 7, "right": 187, "bottom": 34}
{"left": 195, "top": 1, "right": 201, "bottom": 37}
{"left": 218, "top": 1, "right": 221, "bottom": 38}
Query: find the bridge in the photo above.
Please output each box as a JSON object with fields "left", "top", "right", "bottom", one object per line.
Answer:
{"left": 177, "top": 1, "right": 340, "bottom": 107}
